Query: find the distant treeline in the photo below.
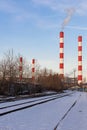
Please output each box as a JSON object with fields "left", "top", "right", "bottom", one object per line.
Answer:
{"left": 0, "top": 50, "right": 64, "bottom": 95}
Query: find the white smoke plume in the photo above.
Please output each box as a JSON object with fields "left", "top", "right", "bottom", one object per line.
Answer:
{"left": 61, "top": 8, "right": 75, "bottom": 30}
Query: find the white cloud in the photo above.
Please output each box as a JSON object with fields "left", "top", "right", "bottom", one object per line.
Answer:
{"left": 0, "top": 0, "right": 87, "bottom": 26}
{"left": 0, "top": 0, "right": 18, "bottom": 14}
{"left": 76, "top": 1, "right": 87, "bottom": 16}
{"left": 0, "top": 0, "right": 33, "bottom": 22}
{"left": 32, "top": 0, "right": 87, "bottom": 16}
{"left": 32, "top": 0, "right": 53, "bottom": 6}
{"left": 32, "top": 0, "right": 76, "bottom": 11}
{"left": 67, "top": 25, "right": 87, "bottom": 31}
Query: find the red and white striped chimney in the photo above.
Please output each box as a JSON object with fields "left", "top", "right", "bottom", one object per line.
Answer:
{"left": 78, "top": 36, "right": 82, "bottom": 84}
{"left": 19, "top": 57, "right": 23, "bottom": 81}
{"left": 59, "top": 32, "right": 64, "bottom": 78}
{"left": 32, "top": 59, "right": 35, "bottom": 81}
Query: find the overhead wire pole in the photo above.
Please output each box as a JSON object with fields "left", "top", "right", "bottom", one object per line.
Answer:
{"left": 19, "top": 57, "right": 23, "bottom": 82}
{"left": 73, "top": 69, "right": 76, "bottom": 88}
{"left": 19, "top": 57, "right": 23, "bottom": 94}
{"left": 65, "top": 69, "right": 76, "bottom": 89}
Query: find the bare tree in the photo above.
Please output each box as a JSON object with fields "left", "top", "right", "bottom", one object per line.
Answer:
{"left": 0, "top": 50, "right": 20, "bottom": 82}
{"left": 37, "top": 68, "right": 64, "bottom": 92}
{"left": 23, "top": 59, "right": 31, "bottom": 79}
{"left": 35, "top": 60, "right": 41, "bottom": 80}
{"left": 0, "top": 59, "right": 7, "bottom": 80}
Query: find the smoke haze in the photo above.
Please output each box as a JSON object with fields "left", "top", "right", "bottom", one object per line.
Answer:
{"left": 61, "top": 8, "right": 75, "bottom": 30}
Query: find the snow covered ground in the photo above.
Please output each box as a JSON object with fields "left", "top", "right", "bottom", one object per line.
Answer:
{"left": 0, "top": 91, "right": 86, "bottom": 130}
{"left": 57, "top": 92, "right": 87, "bottom": 130}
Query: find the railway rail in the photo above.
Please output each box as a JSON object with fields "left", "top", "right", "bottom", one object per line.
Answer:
{"left": 0, "top": 92, "right": 73, "bottom": 117}
{"left": 53, "top": 94, "right": 81, "bottom": 130}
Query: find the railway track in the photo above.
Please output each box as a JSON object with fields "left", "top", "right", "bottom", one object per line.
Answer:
{"left": 0, "top": 92, "right": 73, "bottom": 116}
{"left": 53, "top": 94, "right": 81, "bottom": 130}
{"left": 0, "top": 93, "right": 62, "bottom": 110}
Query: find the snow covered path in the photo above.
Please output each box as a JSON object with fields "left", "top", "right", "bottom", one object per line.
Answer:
{"left": 0, "top": 91, "right": 86, "bottom": 130}
{"left": 57, "top": 92, "right": 87, "bottom": 130}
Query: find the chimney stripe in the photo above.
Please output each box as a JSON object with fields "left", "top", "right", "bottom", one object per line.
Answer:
{"left": 78, "top": 36, "right": 82, "bottom": 84}
{"left": 59, "top": 32, "right": 64, "bottom": 77}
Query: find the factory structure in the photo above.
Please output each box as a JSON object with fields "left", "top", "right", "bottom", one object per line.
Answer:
{"left": 18, "top": 31, "right": 83, "bottom": 85}
{"left": 18, "top": 57, "right": 36, "bottom": 84}
{"left": 78, "top": 36, "right": 82, "bottom": 84}
{"left": 17, "top": 31, "right": 84, "bottom": 88}
{"left": 0, "top": 30, "right": 86, "bottom": 96}
{"left": 59, "top": 31, "right": 83, "bottom": 85}
{"left": 59, "top": 32, "right": 64, "bottom": 78}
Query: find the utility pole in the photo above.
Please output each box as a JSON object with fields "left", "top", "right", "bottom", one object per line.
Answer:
{"left": 73, "top": 69, "right": 76, "bottom": 88}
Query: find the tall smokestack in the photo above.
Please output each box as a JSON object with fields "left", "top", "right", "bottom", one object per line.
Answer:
{"left": 19, "top": 57, "right": 23, "bottom": 81}
{"left": 78, "top": 36, "right": 82, "bottom": 84}
{"left": 32, "top": 59, "right": 35, "bottom": 82}
{"left": 59, "top": 32, "right": 64, "bottom": 78}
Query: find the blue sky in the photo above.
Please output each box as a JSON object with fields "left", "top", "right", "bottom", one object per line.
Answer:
{"left": 0, "top": 0, "right": 87, "bottom": 78}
